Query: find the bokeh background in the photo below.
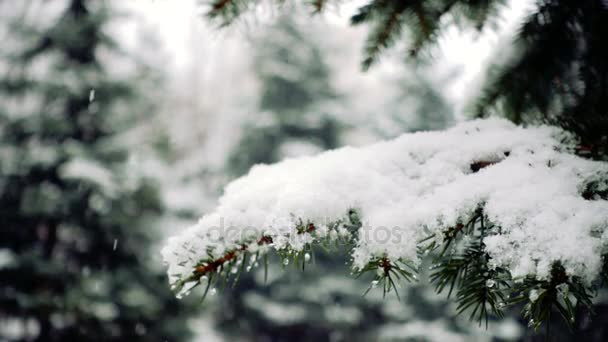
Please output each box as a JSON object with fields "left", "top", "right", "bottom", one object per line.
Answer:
{"left": 4, "top": 0, "right": 600, "bottom": 341}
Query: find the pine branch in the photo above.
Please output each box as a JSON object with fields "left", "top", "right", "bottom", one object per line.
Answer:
{"left": 414, "top": 4, "right": 429, "bottom": 37}
{"left": 361, "top": 1, "right": 407, "bottom": 70}
{"left": 171, "top": 234, "right": 273, "bottom": 296}
{"left": 350, "top": 0, "right": 391, "bottom": 25}
{"left": 357, "top": 256, "right": 418, "bottom": 300}
{"left": 429, "top": 209, "right": 510, "bottom": 327}
{"left": 408, "top": 2, "right": 431, "bottom": 58}
{"left": 172, "top": 213, "right": 359, "bottom": 297}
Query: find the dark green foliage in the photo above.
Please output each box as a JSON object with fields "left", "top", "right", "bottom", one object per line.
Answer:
{"left": 427, "top": 210, "right": 510, "bottom": 328}
{"left": 476, "top": 0, "right": 608, "bottom": 158}
{"left": 0, "top": 1, "right": 193, "bottom": 340}
{"left": 356, "top": 256, "right": 418, "bottom": 300}
{"left": 208, "top": 0, "right": 505, "bottom": 68}
{"left": 508, "top": 264, "right": 594, "bottom": 331}
{"left": 420, "top": 208, "right": 600, "bottom": 334}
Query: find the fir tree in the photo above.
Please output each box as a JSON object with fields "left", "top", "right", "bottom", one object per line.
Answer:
{"left": 0, "top": 1, "right": 193, "bottom": 340}
{"left": 228, "top": 15, "right": 340, "bottom": 176}
{"left": 376, "top": 68, "right": 454, "bottom": 136}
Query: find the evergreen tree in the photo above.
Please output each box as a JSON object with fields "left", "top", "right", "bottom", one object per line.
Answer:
{"left": 0, "top": 1, "right": 193, "bottom": 340}
{"left": 227, "top": 15, "right": 340, "bottom": 176}
{"left": 475, "top": 0, "right": 608, "bottom": 158}
{"left": 374, "top": 68, "right": 454, "bottom": 137}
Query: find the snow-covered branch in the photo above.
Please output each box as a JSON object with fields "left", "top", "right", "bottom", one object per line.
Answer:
{"left": 162, "top": 118, "right": 608, "bottom": 326}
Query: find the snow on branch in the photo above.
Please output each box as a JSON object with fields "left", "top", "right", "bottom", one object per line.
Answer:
{"left": 162, "top": 118, "right": 607, "bottom": 322}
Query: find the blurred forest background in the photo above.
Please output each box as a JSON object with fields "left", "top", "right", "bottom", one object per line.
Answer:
{"left": 1, "top": 0, "right": 605, "bottom": 341}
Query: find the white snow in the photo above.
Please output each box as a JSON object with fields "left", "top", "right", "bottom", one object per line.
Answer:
{"left": 162, "top": 118, "right": 608, "bottom": 291}
{"left": 59, "top": 158, "right": 117, "bottom": 195}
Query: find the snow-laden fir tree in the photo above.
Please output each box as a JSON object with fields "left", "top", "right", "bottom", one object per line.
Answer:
{"left": 0, "top": 1, "right": 194, "bottom": 340}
